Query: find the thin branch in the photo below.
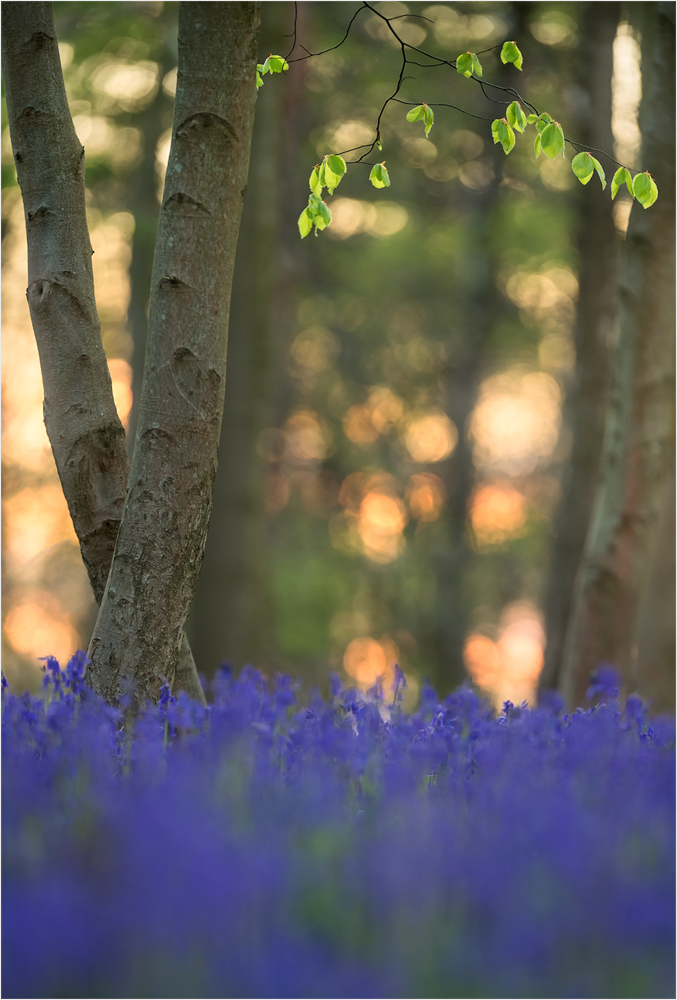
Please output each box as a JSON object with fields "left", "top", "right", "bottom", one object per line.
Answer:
{"left": 288, "top": 3, "right": 368, "bottom": 63}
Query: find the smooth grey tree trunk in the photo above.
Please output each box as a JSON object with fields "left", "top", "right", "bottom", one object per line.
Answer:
{"left": 559, "top": 2, "right": 676, "bottom": 707}
{"left": 540, "top": 3, "right": 620, "bottom": 693}
{"left": 87, "top": 2, "right": 261, "bottom": 708}
{"left": 187, "top": 2, "right": 287, "bottom": 678}
{"left": 2, "top": 2, "right": 205, "bottom": 706}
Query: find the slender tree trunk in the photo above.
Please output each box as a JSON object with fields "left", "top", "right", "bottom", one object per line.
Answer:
{"left": 540, "top": 3, "right": 620, "bottom": 692}
{"left": 187, "top": 3, "right": 286, "bottom": 678}
{"left": 2, "top": 2, "right": 205, "bottom": 705}
{"left": 87, "top": 2, "right": 261, "bottom": 708}
{"left": 559, "top": 2, "right": 676, "bottom": 707}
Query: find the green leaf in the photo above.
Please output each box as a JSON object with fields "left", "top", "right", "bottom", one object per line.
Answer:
{"left": 298, "top": 207, "right": 313, "bottom": 238}
{"left": 611, "top": 166, "right": 633, "bottom": 200}
{"left": 497, "top": 119, "right": 516, "bottom": 155}
{"left": 633, "top": 171, "right": 658, "bottom": 208}
{"left": 535, "top": 113, "right": 553, "bottom": 135}
{"left": 534, "top": 132, "right": 542, "bottom": 158}
{"left": 526, "top": 113, "right": 539, "bottom": 124}
{"left": 322, "top": 154, "right": 347, "bottom": 194}
{"left": 540, "top": 122, "right": 565, "bottom": 159}
{"left": 491, "top": 119, "right": 501, "bottom": 145}
{"left": 456, "top": 52, "right": 474, "bottom": 78}
{"left": 262, "top": 54, "right": 289, "bottom": 75}
{"left": 370, "top": 162, "right": 390, "bottom": 189}
{"left": 424, "top": 105, "right": 434, "bottom": 138}
{"left": 406, "top": 104, "right": 426, "bottom": 123}
{"left": 571, "top": 151, "right": 594, "bottom": 185}
{"left": 377, "top": 138, "right": 382, "bottom": 151}
{"left": 318, "top": 200, "right": 332, "bottom": 227}
{"left": 309, "top": 166, "right": 322, "bottom": 197}
{"left": 471, "top": 52, "right": 483, "bottom": 78}
{"left": 500, "top": 41, "right": 523, "bottom": 71}
{"left": 506, "top": 101, "right": 527, "bottom": 133}
{"left": 591, "top": 156, "right": 606, "bottom": 190}
{"left": 256, "top": 70, "right": 263, "bottom": 89}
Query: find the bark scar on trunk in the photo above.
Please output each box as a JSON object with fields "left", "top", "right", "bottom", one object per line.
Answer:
{"left": 175, "top": 111, "right": 236, "bottom": 142}
{"left": 162, "top": 192, "right": 211, "bottom": 216}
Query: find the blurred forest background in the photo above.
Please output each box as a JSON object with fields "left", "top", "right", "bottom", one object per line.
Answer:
{"left": 2, "top": 1, "right": 674, "bottom": 710}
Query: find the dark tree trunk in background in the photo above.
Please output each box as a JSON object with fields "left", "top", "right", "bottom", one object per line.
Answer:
{"left": 127, "top": 46, "right": 175, "bottom": 454}
{"left": 88, "top": 2, "right": 261, "bottom": 708}
{"left": 188, "top": 3, "right": 287, "bottom": 677}
{"left": 540, "top": 3, "right": 620, "bottom": 693}
{"left": 559, "top": 2, "right": 676, "bottom": 708}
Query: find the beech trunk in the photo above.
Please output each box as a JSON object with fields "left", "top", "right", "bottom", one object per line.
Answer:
{"left": 87, "top": 2, "right": 261, "bottom": 707}
{"left": 559, "top": 2, "right": 676, "bottom": 707}
{"left": 2, "top": 2, "right": 205, "bottom": 705}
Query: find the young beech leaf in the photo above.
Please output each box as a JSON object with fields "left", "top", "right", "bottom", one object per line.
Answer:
{"left": 539, "top": 122, "right": 565, "bottom": 159}
{"left": 506, "top": 101, "right": 527, "bottom": 133}
{"left": 456, "top": 52, "right": 474, "bottom": 78}
{"left": 471, "top": 52, "right": 483, "bottom": 78}
{"left": 534, "top": 132, "right": 542, "bottom": 157}
{"left": 491, "top": 119, "right": 501, "bottom": 145}
{"left": 497, "top": 119, "right": 516, "bottom": 155}
{"left": 370, "top": 162, "right": 390, "bottom": 189}
{"left": 632, "top": 171, "right": 658, "bottom": 208}
{"left": 500, "top": 41, "right": 523, "bottom": 71}
{"left": 309, "top": 167, "right": 322, "bottom": 197}
{"left": 535, "top": 113, "right": 553, "bottom": 135}
{"left": 526, "top": 113, "right": 539, "bottom": 125}
{"left": 591, "top": 156, "right": 606, "bottom": 190}
{"left": 256, "top": 69, "right": 264, "bottom": 89}
{"left": 424, "top": 105, "right": 434, "bottom": 137}
{"left": 298, "top": 207, "right": 313, "bottom": 238}
{"left": 571, "top": 151, "right": 594, "bottom": 185}
{"left": 406, "top": 104, "right": 426, "bottom": 123}
{"left": 262, "top": 54, "right": 289, "bottom": 75}
{"left": 318, "top": 200, "right": 332, "bottom": 227}
{"left": 321, "top": 154, "right": 347, "bottom": 194}
{"left": 611, "top": 166, "right": 634, "bottom": 200}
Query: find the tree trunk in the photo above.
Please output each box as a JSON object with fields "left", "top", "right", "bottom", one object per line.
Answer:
{"left": 2, "top": 2, "right": 205, "bottom": 706}
{"left": 87, "top": 2, "right": 261, "bottom": 708}
{"left": 187, "top": 2, "right": 286, "bottom": 678}
{"left": 540, "top": 3, "right": 620, "bottom": 692}
{"left": 559, "top": 2, "right": 676, "bottom": 707}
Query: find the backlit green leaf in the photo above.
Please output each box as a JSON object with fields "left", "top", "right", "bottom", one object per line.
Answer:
{"left": 262, "top": 54, "right": 289, "bottom": 75}
{"left": 611, "top": 166, "right": 633, "bottom": 200}
{"left": 526, "top": 114, "right": 539, "bottom": 124}
{"left": 540, "top": 122, "right": 565, "bottom": 159}
{"left": 456, "top": 52, "right": 474, "bottom": 78}
{"left": 471, "top": 53, "right": 483, "bottom": 78}
{"left": 309, "top": 167, "right": 322, "bottom": 197}
{"left": 370, "top": 162, "right": 390, "bottom": 189}
{"left": 406, "top": 105, "right": 426, "bottom": 123}
{"left": 506, "top": 101, "right": 527, "bottom": 133}
{"left": 491, "top": 119, "right": 501, "bottom": 145}
{"left": 591, "top": 156, "right": 606, "bottom": 190}
{"left": 534, "top": 132, "right": 542, "bottom": 157}
{"left": 535, "top": 113, "right": 553, "bottom": 135}
{"left": 321, "top": 155, "right": 346, "bottom": 194}
{"left": 500, "top": 41, "right": 523, "bottom": 71}
{"left": 571, "top": 151, "right": 594, "bottom": 185}
{"left": 424, "top": 105, "right": 434, "bottom": 138}
{"left": 298, "top": 208, "right": 313, "bottom": 238}
{"left": 497, "top": 119, "right": 515, "bottom": 154}
{"left": 632, "top": 171, "right": 658, "bottom": 208}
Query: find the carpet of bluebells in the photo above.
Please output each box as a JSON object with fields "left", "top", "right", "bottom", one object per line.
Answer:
{"left": 2, "top": 654, "right": 675, "bottom": 999}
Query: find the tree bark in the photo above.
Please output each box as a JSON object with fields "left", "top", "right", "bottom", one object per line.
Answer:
{"left": 187, "top": 3, "right": 285, "bottom": 678}
{"left": 2, "top": 1, "right": 205, "bottom": 706}
{"left": 540, "top": 3, "right": 620, "bottom": 692}
{"left": 559, "top": 2, "right": 676, "bottom": 707}
{"left": 87, "top": 1, "right": 261, "bottom": 708}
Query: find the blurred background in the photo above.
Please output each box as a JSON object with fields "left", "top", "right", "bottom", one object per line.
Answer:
{"left": 2, "top": 1, "right": 672, "bottom": 708}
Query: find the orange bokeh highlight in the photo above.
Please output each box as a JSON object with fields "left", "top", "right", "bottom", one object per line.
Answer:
{"left": 108, "top": 358, "right": 133, "bottom": 430}
{"left": 342, "top": 386, "right": 404, "bottom": 446}
{"left": 463, "top": 603, "right": 545, "bottom": 708}
{"left": 284, "top": 410, "right": 333, "bottom": 463}
{"left": 343, "top": 634, "right": 400, "bottom": 694}
{"left": 405, "top": 410, "right": 457, "bottom": 464}
{"left": 406, "top": 473, "right": 446, "bottom": 521}
{"left": 343, "top": 404, "right": 379, "bottom": 444}
{"left": 4, "top": 592, "right": 79, "bottom": 665}
{"left": 358, "top": 492, "right": 407, "bottom": 563}
{"left": 469, "top": 482, "right": 527, "bottom": 547}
